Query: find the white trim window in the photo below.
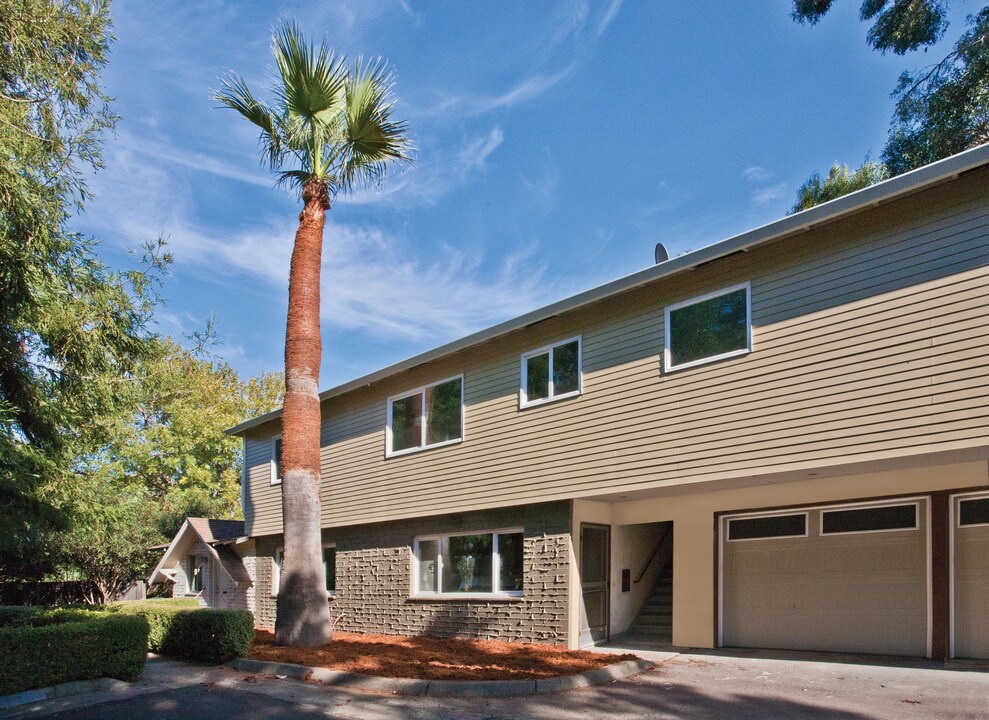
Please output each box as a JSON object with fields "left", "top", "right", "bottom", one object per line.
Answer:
{"left": 323, "top": 544, "right": 337, "bottom": 596}
{"left": 726, "top": 512, "right": 808, "bottom": 542}
{"left": 413, "top": 530, "right": 524, "bottom": 597}
{"left": 270, "top": 435, "right": 282, "bottom": 485}
{"left": 665, "top": 282, "right": 751, "bottom": 372}
{"left": 386, "top": 375, "right": 464, "bottom": 457}
{"left": 520, "top": 337, "right": 582, "bottom": 408}
{"left": 272, "top": 548, "right": 283, "bottom": 596}
{"left": 821, "top": 502, "right": 919, "bottom": 535}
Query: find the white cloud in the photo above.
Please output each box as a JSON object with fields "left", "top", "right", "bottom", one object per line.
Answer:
{"left": 751, "top": 183, "right": 788, "bottom": 204}
{"left": 84, "top": 140, "right": 556, "bottom": 344}
{"left": 343, "top": 126, "right": 505, "bottom": 207}
{"left": 742, "top": 165, "right": 773, "bottom": 183}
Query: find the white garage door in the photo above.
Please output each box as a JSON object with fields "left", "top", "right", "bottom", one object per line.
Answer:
{"left": 721, "top": 498, "right": 929, "bottom": 657}
{"left": 952, "top": 492, "right": 989, "bottom": 660}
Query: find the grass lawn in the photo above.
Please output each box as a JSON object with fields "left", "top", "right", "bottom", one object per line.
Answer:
{"left": 249, "top": 630, "right": 636, "bottom": 681}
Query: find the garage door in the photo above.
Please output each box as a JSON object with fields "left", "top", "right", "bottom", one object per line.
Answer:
{"left": 952, "top": 492, "right": 989, "bottom": 660}
{"left": 721, "top": 499, "right": 929, "bottom": 657}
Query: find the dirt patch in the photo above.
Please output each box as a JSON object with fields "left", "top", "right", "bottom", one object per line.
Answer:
{"left": 249, "top": 630, "right": 637, "bottom": 681}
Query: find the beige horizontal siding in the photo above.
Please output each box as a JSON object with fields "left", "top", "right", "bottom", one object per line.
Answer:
{"left": 241, "top": 168, "right": 989, "bottom": 533}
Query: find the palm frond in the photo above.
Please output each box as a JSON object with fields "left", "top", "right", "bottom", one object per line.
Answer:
{"left": 337, "top": 56, "right": 412, "bottom": 192}
{"left": 213, "top": 74, "right": 285, "bottom": 170}
{"left": 273, "top": 21, "right": 347, "bottom": 124}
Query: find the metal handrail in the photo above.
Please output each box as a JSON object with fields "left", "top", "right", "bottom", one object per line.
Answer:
{"left": 633, "top": 525, "right": 672, "bottom": 584}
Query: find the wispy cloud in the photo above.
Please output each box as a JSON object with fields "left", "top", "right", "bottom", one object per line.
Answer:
{"left": 742, "top": 166, "right": 772, "bottom": 183}
{"left": 343, "top": 126, "right": 505, "bottom": 207}
{"left": 85, "top": 141, "right": 557, "bottom": 343}
{"left": 752, "top": 183, "right": 788, "bottom": 204}
{"left": 116, "top": 133, "right": 273, "bottom": 188}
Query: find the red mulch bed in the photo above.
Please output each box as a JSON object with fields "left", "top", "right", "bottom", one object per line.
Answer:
{"left": 249, "top": 630, "right": 637, "bottom": 681}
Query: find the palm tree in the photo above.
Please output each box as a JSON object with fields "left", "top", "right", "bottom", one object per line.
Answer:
{"left": 215, "top": 22, "right": 411, "bottom": 647}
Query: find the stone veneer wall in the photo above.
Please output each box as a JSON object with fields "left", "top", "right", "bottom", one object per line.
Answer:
{"left": 254, "top": 500, "right": 571, "bottom": 644}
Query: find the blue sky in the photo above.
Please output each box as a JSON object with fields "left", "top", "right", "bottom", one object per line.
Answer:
{"left": 77, "top": 0, "right": 969, "bottom": 388}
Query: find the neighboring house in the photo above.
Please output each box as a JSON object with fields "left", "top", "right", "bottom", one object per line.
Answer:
{"left": 148, "top": 518, "right": 255, "bottom": 613}
{"left": 170, "top": 144, "right": 989, "bottom": 661}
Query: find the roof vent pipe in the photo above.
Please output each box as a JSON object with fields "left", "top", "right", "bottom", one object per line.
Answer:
{"left": 654, "top": 242, "right": 670, "bottom": 264}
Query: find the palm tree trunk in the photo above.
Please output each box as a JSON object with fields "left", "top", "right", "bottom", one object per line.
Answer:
{"left": 274, "top": 178, "right": 333, "bottom": 646}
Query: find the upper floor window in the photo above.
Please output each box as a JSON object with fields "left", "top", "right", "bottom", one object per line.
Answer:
{"left": 270, "top": 435, "right": 282, "bottom": 485}
{"left": 520, "top": 337, "right": 581, "bottom": 408}
{"left": 387, "top": 375, "right": 464, "bottom": 457}
{"left": 665, "top": 283, "right": 751, "bottom": 371}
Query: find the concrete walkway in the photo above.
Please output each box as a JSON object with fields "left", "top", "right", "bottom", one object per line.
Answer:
{"left": 3, "top": 651, "right": 986, "bottom": 719}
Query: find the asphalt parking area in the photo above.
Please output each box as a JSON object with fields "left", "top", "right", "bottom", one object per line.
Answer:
{"left": 10, "top": 651, "right": 988, "bottom": 720}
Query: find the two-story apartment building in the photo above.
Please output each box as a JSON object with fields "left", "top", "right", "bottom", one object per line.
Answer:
{"left": 154, "top": 143, "right": 989, "bottom": 661}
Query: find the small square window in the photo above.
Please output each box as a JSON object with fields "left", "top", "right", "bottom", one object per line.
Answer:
{"left": 387, "top": 376, "right": 463, "bottom": 457}
{"left": 958, "top": 497, "right": 989, "bottom": 527}
{"left": 665, "top": 284, "right": 751, "bottom": 371}
{"left": 521, "top": 338, "right": 582, "bottom": 408}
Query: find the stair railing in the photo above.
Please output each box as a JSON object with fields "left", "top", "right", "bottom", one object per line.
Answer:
{"left": 633, "top": 525, "right": 672, "bottom": 584}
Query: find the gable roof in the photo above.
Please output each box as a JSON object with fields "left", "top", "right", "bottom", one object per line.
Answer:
{"left": 147, "top": 517, "right": 250, "bottom": 586}
{"left": 227, "top": 142, "right": 989, "bottom": 437}
{"left": 187, "top": 518, "right": 245, "bottom": 544}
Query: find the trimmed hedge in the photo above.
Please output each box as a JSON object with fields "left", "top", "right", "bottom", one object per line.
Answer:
{"left": 0, "top": 614, "right": 148, "bottom": 695}
{"left": 0, "top": 605, "right": 105, "bottom": 628}
{"left": 113, "top": 603, "right": 253, "bottom": 662}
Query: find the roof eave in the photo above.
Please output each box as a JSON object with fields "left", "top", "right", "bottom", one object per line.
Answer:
{"left": 226, "top": 142, "right": 989, "bottom": 437}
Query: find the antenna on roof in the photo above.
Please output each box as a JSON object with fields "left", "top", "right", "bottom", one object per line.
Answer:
{"left": 654, "top": 242, "right": 670, "bottom": 264}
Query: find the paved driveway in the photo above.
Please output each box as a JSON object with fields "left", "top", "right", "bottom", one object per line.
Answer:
{"left": 8, "top": 652, "right": 988, "bottom": 720}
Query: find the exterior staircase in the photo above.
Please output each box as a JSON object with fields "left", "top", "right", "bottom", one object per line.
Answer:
{"left": 621, "top": 569, "right": 673, "bottom": 645}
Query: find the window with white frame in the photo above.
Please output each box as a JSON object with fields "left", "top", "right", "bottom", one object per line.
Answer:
{"left": 186, "top": 556, "right": 204, "bottom": 593}
{"left": 272, "top": 548, "right": 283, "bottom": 595}
{"left": 387, "top": 376, "right": 463, "bottom": 457}
{"left": 665, "top": 283, "right": 751, "bottom": 371}
{"left": 270, "top": 435, "right": 282, "bottom": 485}
{"left": 323, "top": 545, "right": 336, "bottom": 595}
{"left": 520, "top": 337, "right": 581, "bottom": 408}
{"left": 414, "top": 530, "right": 523, "bottom": 596}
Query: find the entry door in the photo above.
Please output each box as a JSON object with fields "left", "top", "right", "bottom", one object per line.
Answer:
{"left": 952, "top": 492, "right": 989, "bottom": 659}
{"left": 580, "top": 523, "right": 610, "bottom": 646}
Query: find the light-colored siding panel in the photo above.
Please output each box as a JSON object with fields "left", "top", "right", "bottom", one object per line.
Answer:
{"left": 240, "top": 167, "right": 989, "bottom": 534}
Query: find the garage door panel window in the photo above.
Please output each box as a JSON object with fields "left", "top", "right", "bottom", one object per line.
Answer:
{"left": 727, "top": 513, "right": 807, "bottom": 541}
{"left": 821, "top": 503, "right": 918, "bottom": 535}
{"left": 958, "top": 497, "right": 989, "bottom": 527}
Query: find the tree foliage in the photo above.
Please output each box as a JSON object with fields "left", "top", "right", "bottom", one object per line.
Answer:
{"left": 0, "top": 0, "right": 169, "bottom": 578}
{"left": 791, "top": 160, "right": 890, "bottom": 212}
{"left": 790, "top": 1, "right": 989, "bottom": 208}
{"left": 59, "top": 338, "right": 284, "bottom": 601}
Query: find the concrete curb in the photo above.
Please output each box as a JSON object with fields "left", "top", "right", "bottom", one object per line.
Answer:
{"left": 0, "top": 677, "right": 128, "bottom": 712}
{"left": 228, "top": 656, "right": 654, "bottom": 697}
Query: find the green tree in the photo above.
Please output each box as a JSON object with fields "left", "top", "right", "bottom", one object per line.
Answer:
{"left": 791, "top": 160, "right": 890, "bottom": 212}
{"left": 791, "top": 2, "right": 989, "bottom": 202}
{"left": 60, "top": 338, "right": 284, "bottom": 602}
{"left": 214, "top": 22, "right": 411, "bottom": 646}
{"left": 0, "top": 0, "right": 167, "bottom": 579}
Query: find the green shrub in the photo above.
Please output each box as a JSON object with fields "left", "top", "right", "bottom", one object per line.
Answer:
{"left": 112, "top": 603, "right": 252, "bottom": 662}
{"left": 0, "top": 614, "right": 148, "bottom": 695}
{"left": 0, "top": 606, "right": 43, "bottom": 627}
{"left": 0, "top": 606, "right": 104, "bottom": 628}
{"left": 160, "top": 610, "right": 254, "bottom": 662}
